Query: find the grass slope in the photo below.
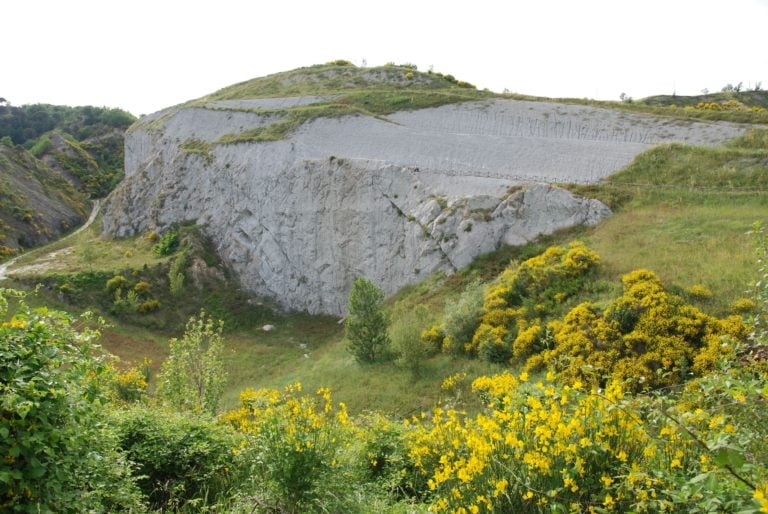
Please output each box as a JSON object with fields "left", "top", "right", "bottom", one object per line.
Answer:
{"left": 5, "top": 114, "right": 767, "bottom": 415}
{"left": 0, "top": 142, "right": 88, "bottom": 259}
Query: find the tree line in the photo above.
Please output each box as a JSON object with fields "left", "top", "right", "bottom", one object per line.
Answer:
{"left": 0, "top": 102, "right": 135, "bottom": 146}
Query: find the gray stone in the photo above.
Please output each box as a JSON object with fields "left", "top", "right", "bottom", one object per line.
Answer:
{"left": 103, "top": 97, "right": 748, "bottom": 315}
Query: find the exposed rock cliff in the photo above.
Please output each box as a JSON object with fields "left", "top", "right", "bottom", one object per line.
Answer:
{"left": 103, "top": 70, "right": 748, "bottom": 315}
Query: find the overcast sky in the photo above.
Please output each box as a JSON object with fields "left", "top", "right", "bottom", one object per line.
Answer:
{"left": 4, "top": 0, "right": 767, "bottom": 116}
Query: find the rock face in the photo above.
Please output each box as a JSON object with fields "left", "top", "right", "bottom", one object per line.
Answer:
{"left": 103, "top": 97, "right": 747, "bottom": 315}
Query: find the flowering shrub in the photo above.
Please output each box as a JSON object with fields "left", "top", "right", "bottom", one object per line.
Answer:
{"left": 527, "top": 269, "right": 746, "bottom": 390}
{"left": 223, "top": 383, "right": 354, "bottom": 513}
{"left": 687, "top": 283, "right": 714, "bottom": 300}
{"left": 693, "top": 100, "right": 767, "bottom": 113}
{"left": 466, "top": 241, "right": 599, "bottom": 362}
{"left": 732, "top": 297, "right": 757, "bottom": 314}
{"left": 421, "top": 324, "right": 445, "bottom": 355}
{"left": 111, "top": 362, "right": 149, "bottom": 403}
{"left": 133, "top": 280, "right": 151, "bottom": 295}
{"left": 137, "top": 299, "right": 160, "bottom": 313}
{"left": 405, "top": 370, "right": 767, "bottom": 513}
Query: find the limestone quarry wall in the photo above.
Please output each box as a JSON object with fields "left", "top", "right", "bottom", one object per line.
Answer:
{"left": 104, "top": 98, "right": 748, "bottom": 314}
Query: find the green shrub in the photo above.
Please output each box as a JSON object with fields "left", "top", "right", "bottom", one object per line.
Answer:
{"left": 169, "top": 250, "right": 188, "bottom": 297}
{"left": 137, "top": 299, "right": 159, "bottom": 313}
{"left": 0, "top": 290, "right": 144, "bottom": 512}
{"left": 29, "top": 134, "right": 52, "bottom": 158}
{"left": 392, "top": 305, "right": 429, "bottom": 378}
{"left": 151, "top": 229, "right": 179, "bottom": 256}
{"left": 156, "top": 311, "right": 227, "bottom": 415}
{"left": 105, "top": 274, "right": 130, "bottom": 293}
{"left": 441, "top": 279, "right": 484, "bottom": 355}
{"left": 111, "top": 406, "right": 238, "bottom": 511}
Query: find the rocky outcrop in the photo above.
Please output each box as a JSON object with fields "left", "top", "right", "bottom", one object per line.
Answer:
{"left": 103, "top": 97, "right": 748, "bottom": 314}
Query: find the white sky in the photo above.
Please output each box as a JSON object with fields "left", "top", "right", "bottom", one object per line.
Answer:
{"left": 3, "top": 0, "right": 767, "bottom": 116}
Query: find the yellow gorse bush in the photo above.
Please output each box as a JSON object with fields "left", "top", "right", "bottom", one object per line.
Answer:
{"left": 693, "top": 100, "right": 767, "bottom": 113}
{"left": 405, "top": 370, "right": 766, "bottom": 513}
{"left": 525, "top": 268, "right": 746, "bottom": 390}
{"left": 222, "top": 383, "right": 352, "bottom": 511}
{"left": 467, "top": 241, "right": 599, "bottom": 363}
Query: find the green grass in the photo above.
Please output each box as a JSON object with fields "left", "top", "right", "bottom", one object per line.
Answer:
{"left": 203, "top": 64, "right": 476, "bottom": 101}
{"left": 10, "top": 215, "right": 167, "bottom": 274}
{"left": 214, "top": 88, "right": 492, "bottom": 144}
{"left": 179, "top": 138, "right": 213, "bottom": 163}
{"left": 500, "top": 90, "right": 768, "bottom": 125}
{"left": 570, "top": 129, "right": 768, "bottom": 314}
{"left": 8, "top": 118, "right": 768, "bottom": 418}
{"left": 584, "top": 202, "right": 761, "bottom": 314}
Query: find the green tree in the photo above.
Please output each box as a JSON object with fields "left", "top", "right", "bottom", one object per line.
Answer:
{"left": 345, "top": 277, "right": 390, "bottom": 363}
{"left": 157, "top": 310, "right": 227, "bottom": 415}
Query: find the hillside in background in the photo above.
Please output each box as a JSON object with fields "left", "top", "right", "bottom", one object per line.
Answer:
{"left": 1, "top": 63, "right": 768, "bottom": 513}
{"left": 0, "top": 103, "right": 135, "bottom": 259}
{"left": 642, "top": 88, "right": 768, "bottom": 109}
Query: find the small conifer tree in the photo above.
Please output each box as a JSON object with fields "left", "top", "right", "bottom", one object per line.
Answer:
{"left": 345, "top": 277, "right": 390, "bottom": 363}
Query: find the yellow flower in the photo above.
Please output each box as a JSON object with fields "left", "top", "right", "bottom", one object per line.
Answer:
{"left": 600, "top": 475, "right": 613, "bottom": 488}
{"left": 603, "top": 494, "right": 615, "bottom": 509}
{"left": 754, "top": 484, "right": 768, "bottom": 513}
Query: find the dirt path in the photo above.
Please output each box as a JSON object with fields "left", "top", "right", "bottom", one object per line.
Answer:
{"left": 0, "top": 199, "right": 101, "bottom": 281}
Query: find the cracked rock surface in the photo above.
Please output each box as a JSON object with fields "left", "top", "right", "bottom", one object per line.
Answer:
{"left": 103, "top": 98, "right": 747, "bottom": 314}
